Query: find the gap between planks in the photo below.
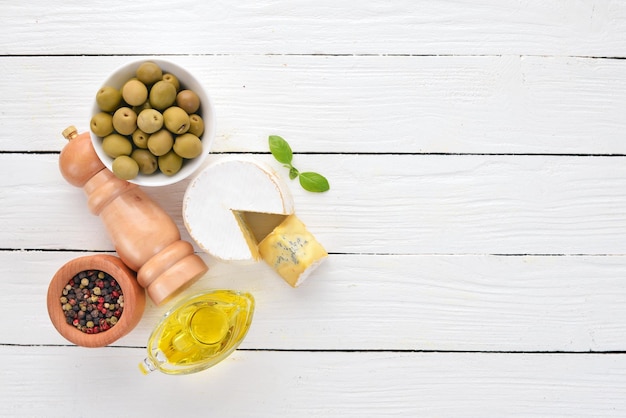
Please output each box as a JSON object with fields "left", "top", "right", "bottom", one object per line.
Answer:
{"left": 1, "top": 343, "right": 624, "bottom": 355}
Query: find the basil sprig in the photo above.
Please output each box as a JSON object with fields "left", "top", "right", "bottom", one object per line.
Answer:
{"left": 269, "top": 135, "right": 330, "bottom": 193}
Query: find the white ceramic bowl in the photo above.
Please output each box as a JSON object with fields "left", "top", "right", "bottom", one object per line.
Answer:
{"left": 90, "top": 59, "right": 215, "bottom": 187}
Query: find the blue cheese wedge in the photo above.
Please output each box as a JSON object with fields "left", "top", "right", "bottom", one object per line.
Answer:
{"left": 258, "top": 214, "right": 327, "bottom": 287}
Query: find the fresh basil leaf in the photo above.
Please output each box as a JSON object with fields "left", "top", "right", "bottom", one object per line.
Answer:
{"left": 289, "top": 166, "right": 299, "bottom": 180}
{"left": 269, "top": 135, "right": 293, "bottom": 164}
{"left": 299, "top": 172, "right": 330, "bottom": 193}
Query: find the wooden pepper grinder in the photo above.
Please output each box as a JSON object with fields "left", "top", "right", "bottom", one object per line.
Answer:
{"left": 59, "top": 126, "right": 208, "bottom": 306}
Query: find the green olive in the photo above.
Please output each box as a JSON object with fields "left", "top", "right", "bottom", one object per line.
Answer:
{"left": 136, "top": 61, "right": 163, "bottom": 85}
{"left": 173, "top": 133, "right": 202, "bottom": 159}
{"left": 112, "top": 155, "right": 139, "bottom": 180}
{"left": 147, "top": 129, "right": 174, "bottom": 156}
{"left": 163, "top": 106, "right": 190, "bottom": 134}
{"left": 149, "top": 80, "right": 177, "bottom": 110}
{"left": 96, "top": 86, "right": 122, "bottom": 112}
{"left": 112, "top": 107, "right": 137, "bottom": 136}
{"left": 122, "top": 79, "right": 148, "bottom": 107}
{"left": 132, "top": 129, "right": 149, "bottom": 149}
{"left": 90, "top": 112, "right": 114, "bottom": 137}
{"left": 188, "top": 114, "right": 204, "bottom": 137}
{"left": 162, "top": 73, "right": 180, "bottom": 92}
{"left": 137, "top": 109, "right": 163, "bottom": 134}
{"left": 158, "top": 151, "right": 183, "bottom": 176}
{"left": 102, "top": 134, "right": 132, "bottom": 158}
{"left": 131, "top": 149, "right": 158, "bottom": 175}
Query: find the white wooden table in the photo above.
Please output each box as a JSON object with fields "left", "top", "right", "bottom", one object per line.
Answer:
{"left": 2, "top": 1, "right": 626, "bottom": 416}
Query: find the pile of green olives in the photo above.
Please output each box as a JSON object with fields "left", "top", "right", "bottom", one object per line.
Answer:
{"left": 91, "top": 61, "right": 205, "bottom": 180}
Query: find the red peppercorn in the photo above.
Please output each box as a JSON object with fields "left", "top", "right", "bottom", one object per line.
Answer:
{"left": 73, "top": 319, "right": 79, "bottom": 326}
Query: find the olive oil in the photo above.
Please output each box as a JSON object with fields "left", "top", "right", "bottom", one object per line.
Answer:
{"left": 140, "top": 290, "right": 254, "bottom": 375}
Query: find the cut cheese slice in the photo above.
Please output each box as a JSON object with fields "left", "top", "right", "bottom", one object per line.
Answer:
{"left": 183, "top": 156, "right": 295, "bottom": 262}
{"left": 258, "top": 214, "right": 328, "bottom": 287}
{"left": 237, "top": 211, "right": 288, "bottom": 244}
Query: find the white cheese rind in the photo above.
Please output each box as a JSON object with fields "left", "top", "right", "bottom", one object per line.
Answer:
{"left": 183, "top": 156, "right": 294, "bottom": 262}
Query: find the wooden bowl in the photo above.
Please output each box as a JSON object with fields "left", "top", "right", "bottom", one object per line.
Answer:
{"left": 47, "top": 254, "right": 146, "bottom": 347}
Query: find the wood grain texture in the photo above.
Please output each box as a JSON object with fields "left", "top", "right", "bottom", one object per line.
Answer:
{"left": 2, "top": 1, "right": 626, "bottom": 415}
{"left": 1, "top": 346, "right": 625, "bottom": 417}
{"left": 2, "top": 0, "right": 626, "bottom": 56}
{"left": 3, "top": 55, "right": 626, "bottom": 154}
{"left": 3, "top": 153, "right": 626, "bottom": 255}
{"left": 4, "top": 251, "right": 626, "bottom": 351}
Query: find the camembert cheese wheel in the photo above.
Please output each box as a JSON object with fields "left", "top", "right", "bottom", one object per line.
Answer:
{"left": 183, "top": 156, "right": 295, "bottom": 262}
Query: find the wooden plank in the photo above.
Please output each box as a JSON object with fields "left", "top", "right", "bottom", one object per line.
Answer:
{"left": 5, "top": 251, "right": 626, "bottom": 351}
{"left": 1, "top": 346, "right": 625, "bottom": 417}
{"left": 4, "top": 153, "right": 626, "bottom": 255}
{"left": 2, "top": 0, "right": 626, "bottom": 56}
{"left": 3, "top": 55, "right": 626, "bottom": 154}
